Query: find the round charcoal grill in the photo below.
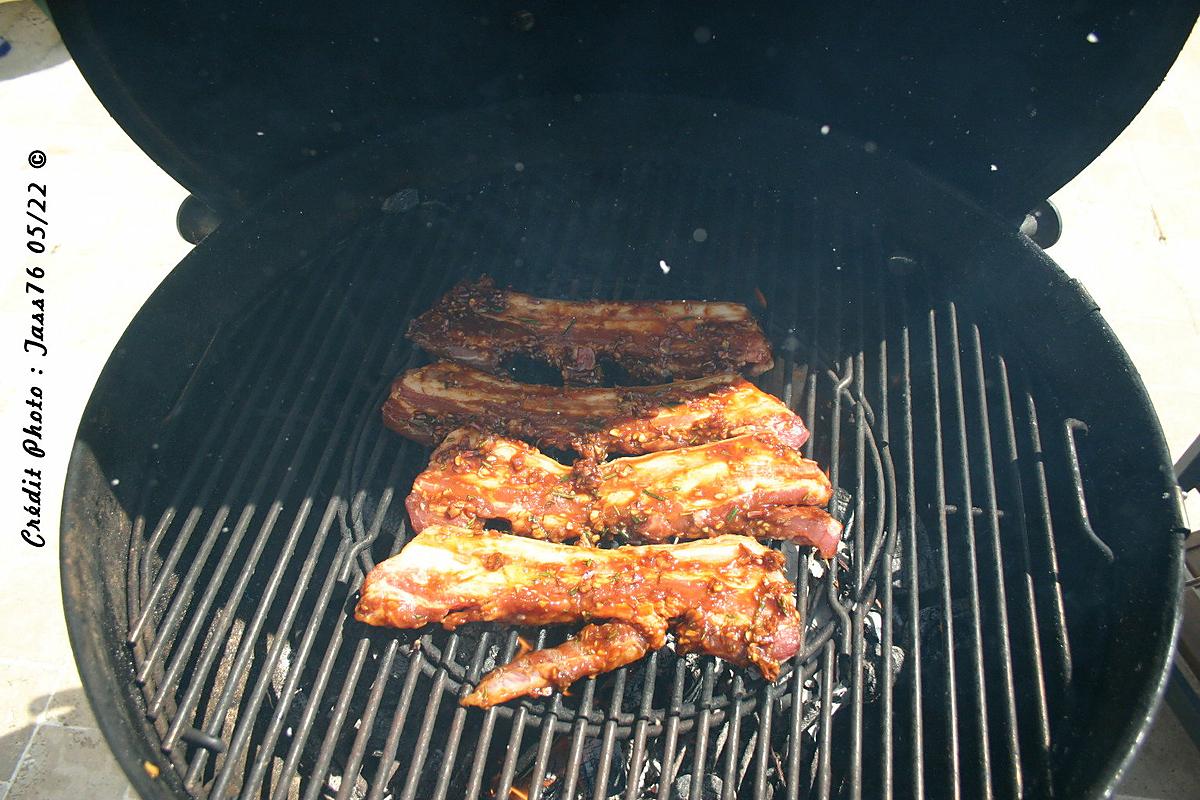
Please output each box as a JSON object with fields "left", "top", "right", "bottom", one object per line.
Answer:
{"left": 52, "top": 5, "right": 1194, "bottom": 800}
{"left": 62, "top": 99, "right": 1187, "bottom": 800}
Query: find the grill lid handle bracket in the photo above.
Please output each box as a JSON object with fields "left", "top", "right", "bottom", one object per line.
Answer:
{"left": 176, "top": 194, "right": 221, "bottom": 245}
{"left": 1064, "top": 418, "right": 1116, "bottom": 563}
{"left": 1019, "top": 199, "right": 1063, "bottom": 249}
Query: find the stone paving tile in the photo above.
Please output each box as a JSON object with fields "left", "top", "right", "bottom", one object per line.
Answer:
{"left": 1115, "top": 700, "right": 1200, "bottom": 800}
{"left": 36, "top": 685, "right": 95, "bottom": 733}
{"left": 0, "top": 663, "right": 57, "bottom": 780}
{"left": 0, "top": 562, "right": 72, "bottom": 671}
{"left": 5, "top": 725, "right": 127, "bottom": 800}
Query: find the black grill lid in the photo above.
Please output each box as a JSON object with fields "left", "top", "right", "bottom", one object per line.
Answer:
{"left": 50, "top": 1, "right": 1198, "bottom": 220}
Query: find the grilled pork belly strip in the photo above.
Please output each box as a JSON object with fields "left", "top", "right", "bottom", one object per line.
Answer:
{"left": 382, "top": 362, "right": 809, "bottom": 458}
{"left": 354, "top": 526, "right": 803, "bottom": 705}
{"left": 406, "top": 429, "right": 840, "bottom": 556}
{"left": 461, "top": 622, "right": 651, "bottom": 707}
{"left": 406, "top": 276, "right": 774, "bottom": 385}
{"left": 730, "top": 505, "right": 844, "bottom": 558}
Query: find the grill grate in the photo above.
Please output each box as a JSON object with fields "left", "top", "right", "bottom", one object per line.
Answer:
{"left": 122, "top": 161, "right": 1099, "bottom": 799}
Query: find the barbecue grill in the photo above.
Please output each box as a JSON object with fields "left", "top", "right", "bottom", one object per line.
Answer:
{"left": 51, "top": 3, "right": 1198, "bottom": 799}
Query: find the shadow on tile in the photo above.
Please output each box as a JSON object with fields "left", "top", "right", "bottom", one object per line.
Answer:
{"left": 2, "top": 686, "right": 126, "bottom": 799}
{"left": 1, "top": 686, "right": 110, "bottom": 790}
{"left": 6, "top": 723, "right": 127, "bottom": 800}
{"left": 0, "top": 664, "right": 58, "bottom": 779}
{"left": 1117, "top": 699, "right": 1200, "bottom": 800}
{"left": 37, "top": 686, "right": 97, "bottom": 730}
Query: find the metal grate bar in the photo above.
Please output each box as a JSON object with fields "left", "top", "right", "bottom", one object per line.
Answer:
{"left": 785, "top": 225, "right": 825, "bottom": 800}
{"left": 785, "top": 550, "right": 813, "bottom": 800}
{"left": 177, "top": 486, "right": 341, "bottom": 772}
{"left": 234, "top": 500, "right": 347, "bottom": 799}
{"left": 624, "top": 651, "right": 660, "bottom": 800}
{"left": 265, "top": 582, "right": 352, "bottom": 800}
{"left": 268, "top": 454, "right": 417, "bottom": 800}
{"left": 718, "top": 682, "right": 744, "bottom": 800}
{"left": 128, "top": 285, "right": 300, "bottom": 621}
{"left": 817, "top": 315, "right": 845, "bottom": 800}
{"left": 752, "top": 684, "right": 777, "bottom": 798}
{"left": 525, "top": 690, "right": 566, "bottom": 800}
{"left": 651, "top": 169, "right": 741, "bottom": 800}
{"left": 128, "top": 322, "right": 304, "bottom": 721}
{"left": 816, "top": 641, "right": 836, "bottom": 798}
{"left": 349, "top": 499, "right": 455, "bottom": 800}
{"left": 578, "top": 269, "right": 646, "bottom": 800}
{"left": 488, "top": 224, "right": 599, "bottom": 800}
{"left": 945, "top": 303, "right": 995, "bottom": 799}
{"left": 849, "top": 248, "right": 869, "bottom": 800}
{"left": 249, "top": 450, "right": 402, "bottom": 800}
{"left": 1022, "top": 389, "right": 1074, "bottom": 689}
{"left": 994, "top": 355, "right": 1054, "bottom": 794}
{"left": 927, "top": 303, "right": 962, "bottom": 800}
{"left": 396, "top": 634, "right": 463, "bottom": 800}
{"left": 243, "top": 214, "right": 488, "bottom": 800}
{"left": 899, "top": 289, "right": 926, "bottom": 800}
{"left": 689, "top": 661, "right": 718, "bottom": 796}
{"left": 613, "top": 166, "right": 710, "bottom": 800}
{"left": 590, "top": 662, "right": 630, "bottom": 799}
{"left": 545, "top": 671, "right": 598, "bottom": 800}
{"left": 517, "top": 165, "right": 661, "bottom": 800}
{"left": 967, "top": 323, "right": 1023, "bottom": 797}
{"left": 446, "top": 201, "right": 566, "bottom": 800}
{"left": 655, "top": 658, "right": 689, "bottom": 800}
{"left": 875, "top": 241, "right": 896, "bottom": 800}
{"left": 429, "top": 631, "right": 494, "bottom": 800}
{"left": 464, "top": 631, "right": 523, "bottom": 800}
{"left": 163, "top": 478, "right": 331, "bottom": 754}
{"left": 368, "top": 640, "right": 432, "bottom": 800}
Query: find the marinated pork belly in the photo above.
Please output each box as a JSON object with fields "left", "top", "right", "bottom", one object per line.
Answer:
{"left": 354, "top": 526, "right": 803, "bottom": 706}
{"left": 382, "top": 362, "right": 809, "bottom": 458}
{"left": 405, "top": 429, "right": 840, "bottom": 556}
{"left": 406, "top": 276, "right": 774, "bottom": 385}
{"left": 462, "top": 622, "right": 651, "bottom": 707}
{"left": 737, "top": 505, "right": 845, "bottom": 558}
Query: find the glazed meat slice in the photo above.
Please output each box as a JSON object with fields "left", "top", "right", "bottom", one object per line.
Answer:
{"left": 582, "top": 433, "right": 834, "bottom": 546}
{"left": 354, "top": 526, "right": 803, "bottom": 706}
{"left": 738, "top": 505, "right": 845, "bottom": 559}
{"left": 406, "top": 429, "right": 587, "bottom": 541}
{"left": 382, "top": 362, "right": 809, "bottom": 458}
{"left": 407, "top": 276, "right": 774, "bottom": 385}
{"left": 406, "top": 429, "right": 840, "bottom": 556}
{"left": 461, "top": 622, "right": 651, "bottom": 707}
